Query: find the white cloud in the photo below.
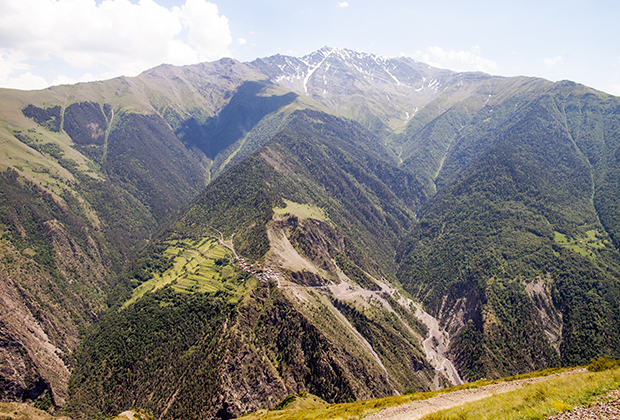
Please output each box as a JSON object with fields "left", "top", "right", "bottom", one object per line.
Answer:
{"left": 609, "top": 84, "right": 620, "bottom": 96}
{"left": 544, "top": 56, "right": 564, "bottom": 68}
{"left": 0, "top": 0, "right": 232, "bottom": 90}
{"left": 1, "top": 72, "right": 49, "bottom": 91}
{"left": 237, "top": 38, "right": 248, "bottom": 45}
{"left": 0, "top": 49, "right": 48, "bottom": 90}
{"left": 414, "top": 45, "right": 498, "bottom": 73}
{"left": 337, "top": 2, "right": 349, "bottom": 8}
{"left": 175, "top": 0, "right": 232, "bottom": 62}
{"left": 52, "top": 73, "right": 99, "bottom": 87}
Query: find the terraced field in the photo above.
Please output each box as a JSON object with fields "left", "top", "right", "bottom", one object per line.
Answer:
{"left": 123, "top": 238, "right": 249, "bottom": 307}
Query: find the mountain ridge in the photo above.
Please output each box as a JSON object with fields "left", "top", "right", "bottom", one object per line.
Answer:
{"left": 0, "top": 47, "right": 618, "bottom": 418}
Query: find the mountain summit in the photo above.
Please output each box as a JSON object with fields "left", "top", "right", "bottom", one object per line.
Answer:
{"left": 250, "top": 46, "right": 457, "bottom": 132}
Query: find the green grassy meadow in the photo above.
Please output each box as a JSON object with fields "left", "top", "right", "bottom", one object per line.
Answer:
{"left": 420, "top": 367, "right": 620, "bottom": 420}
{"left": 123, "top": 237, "right": 248, "bottom": 308}
{"left": 273, "top": 199, "right": 330, "bottom": 222}
{"left": 553, "top": 229, "right": 608, "bottom": 257}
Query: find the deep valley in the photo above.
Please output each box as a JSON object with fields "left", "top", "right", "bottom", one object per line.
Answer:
{"left": 0, "top": 47, "right": 619, "bottom": 419}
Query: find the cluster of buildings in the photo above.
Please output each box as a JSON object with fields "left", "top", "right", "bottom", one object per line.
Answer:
{"left": 236, "top": 257, "right": 281, "bottom": 282}
{"left": 258, "top": 269, "right": 281, "bottom": 283}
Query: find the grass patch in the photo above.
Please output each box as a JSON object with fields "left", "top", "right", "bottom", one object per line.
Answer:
{"left": 123, "top": 237, "right": 248, "bottom": 308}
{"left": 273, "top": 199, "right": 329, "bottom": 222}
{"left": 242, "top": 368, "right": 620, "bottom": 420}
{"left": 553, "top": 230, "right": 606, "bottom": 257}
{"left": 585, "top": 229, "right": 607, "bottom": 249}
{"left": 0, "top": 402, "right": 57, "bottom": 420}
{"left": 271, "top": 393, "right": 329, "bottom": 411}
{"left": 588, "top": 355, "right": 620, "bottom": 372}
{"left": 419, "top": 367, "right": 620, "bottom": 420}
{"left": 240, "top": 387, "right": 443, "bottom": 419}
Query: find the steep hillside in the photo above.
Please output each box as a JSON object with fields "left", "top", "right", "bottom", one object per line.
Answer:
{"left": 0, "top": 87, "right": 209, "bottom": 405}
{"left": 0, "top": 57, "right": 311, "bottom": 406}
{"left": 250, "top": 47, "right": 456, "bottom": 136}
{"left": 396, "top": 84, "right": 620, "bottom": 381}
{"left": 394, "top": 75, "right": 553, "bottom": 192}
{"left": 0, "top": 169, "right": 108, "bottom": 407}
{"left": 174, "top": 109, "right": 425, "bottom": 271}
{"left": 66, "top": 110, "right": 459, "bottom": 420}
{"left": 0, "top": 47, "right": 619, "bottom": 419}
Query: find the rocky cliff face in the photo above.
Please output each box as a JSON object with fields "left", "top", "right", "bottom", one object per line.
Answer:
{"left": 0, "top": 177, "right": 109, "bottom": 406}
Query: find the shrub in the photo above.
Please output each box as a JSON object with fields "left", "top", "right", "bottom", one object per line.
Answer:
{"left": 587, "top": 356, "right": 620, "bottom": 372}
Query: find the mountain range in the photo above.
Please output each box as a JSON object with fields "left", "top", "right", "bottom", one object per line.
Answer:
{"left": 0, "top": 47, "right": 619, "bottom": 419}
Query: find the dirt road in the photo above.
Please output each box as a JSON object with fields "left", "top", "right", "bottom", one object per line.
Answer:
{"left": 365, "top": 369, "right": 587, "bottom": 420}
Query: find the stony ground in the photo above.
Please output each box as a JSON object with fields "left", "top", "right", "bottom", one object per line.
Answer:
{"left": 545, "top": 390, "right": 620, "bottom": 420}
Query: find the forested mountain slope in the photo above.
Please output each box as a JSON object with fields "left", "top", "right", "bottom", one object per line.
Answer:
{"left": 396, "top": 83, "right": 620, "bottom": 380}
{"left": 66, "top": 111, "right": 440, "bottom": 419}
{"left": 0, "top": 58, "right": 302, "bottom": 405}
{"left": 0, "top": 48, "right": 618, "bottom": 420}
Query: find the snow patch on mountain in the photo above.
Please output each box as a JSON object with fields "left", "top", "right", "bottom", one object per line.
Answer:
{"left": 300, "top": 47, "right": 335, "bottom": 94}
{"left": 248, "top": 46, "right": 460, "bottom": 130}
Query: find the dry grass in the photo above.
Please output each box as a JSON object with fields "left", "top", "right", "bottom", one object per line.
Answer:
{"left": 0, "top": 403, "right": 69, "bottom": 420}
{"left": 419, "top": 367, "right": 620, "bottom": 420}
{"left": 273, "top": 200, "right": 329, "bottom": 222}
{"left": 238, "top": 367, "right": 620, "bottom": 420}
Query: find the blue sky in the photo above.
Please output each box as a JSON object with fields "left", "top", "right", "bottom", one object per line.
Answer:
{"left": 1, "top": 0, "right": 619, "bottom": 95}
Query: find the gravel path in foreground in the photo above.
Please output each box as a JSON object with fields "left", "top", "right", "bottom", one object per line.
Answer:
{"left": 365, "top": 369, "right": 587, "bottom": 420}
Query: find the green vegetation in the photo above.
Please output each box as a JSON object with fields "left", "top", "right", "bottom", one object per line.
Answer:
{"left": 174, "top": 109, "right": 425, "bottom": 274}
{"left": 273, "top": 199, "right": 329, "bottom": 222}
{"left": 69, "top": 134, "right": 431, "bottom": 417}
{"left": 66, "top": 86, "right": 620, "bottom": 418}
{"left": 239, "top": 367, "right": 594, "bottom": 420}
{"left": 0, "top": 167, "right": 117, "bottom": 405}
{"left": 1, "top": 94, "right": 212, "bottom": 405}
{"left": 63, "top": 101, "right": 108, "bottom": 146}
{"left": 0, "top": 402, "right": 60, "bottom": 420}
{"left": 397, "top": 91, "right": 620, "bottom": 380}
{"left": 68, "top": 276, "right": 402, "bottom": 420}
{"left": 333, "top": 253, "right": 379, "bottom": 290}
{"left": 105, "top": 111, "right": 207, "bottom": 223}
{"left": 4, "top": 50, "right": 620, "bottom": 420}
{"left": 332, "top": 298, "right": 433, "bottom": 392}
{"left": 65, "top": 287, "right": 235, "bottom": 420}
{"left": 176, "top": 80, "right": 297, "bottom": 159}
{"left": 0, "top": 168, "right": 109, "bottom": 318}
{"left": 241, "top": 392, "right": 438, "bottom": 420}
{"left": 270, "top": 393, "right": 328, "bottom": 411}
{"left": 22, "top": 104, "right": 62, "bottom": 132}
{"left": 13, "top": 132, "right": 80, "bottom": 173}
{"left": 398, "top": 77, "right": 550, "bottom": 192}
{"left": 123, "top": 238, "right": 245, "bottom": 307}
{"left": 172, "top": 153, "right": 283, "bottom": 261}
{"left": 553, "top": 229, "right": 607, "bottom": 257}
{"left": 588, "top": 356, "right": 620, "bottom": 372}
{"left": 419, "top": 368, "right": 620, "bottom": 420}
